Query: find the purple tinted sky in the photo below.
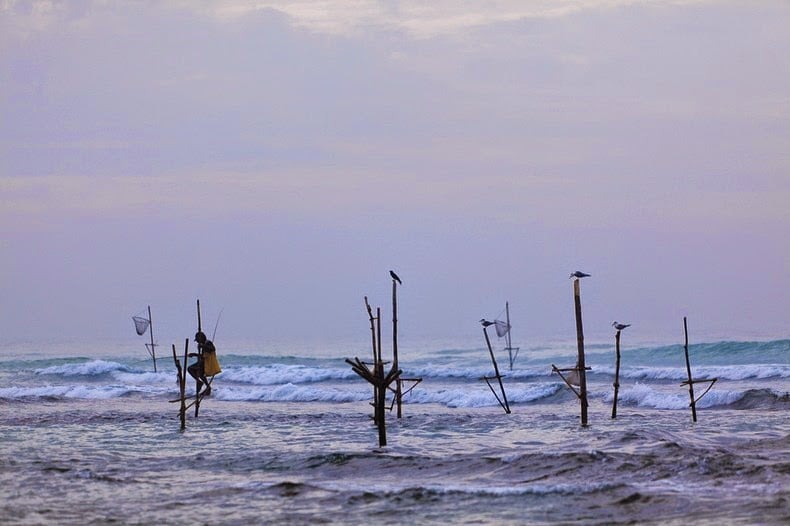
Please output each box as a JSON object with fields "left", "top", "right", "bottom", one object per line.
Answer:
{"left": 1, "top": 1, "right": 788, "bottom": 348}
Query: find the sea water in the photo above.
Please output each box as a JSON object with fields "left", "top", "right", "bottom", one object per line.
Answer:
{"left": 1, "top": 337, "right": 788, "bottom": 524}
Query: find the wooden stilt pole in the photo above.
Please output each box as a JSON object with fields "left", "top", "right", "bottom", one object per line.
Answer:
{"left": 376, "top": 307, "right": 382, "bottom": 364}
{"left": 573, "top": 279, "right": 589, "bottom": 426}
{"left": 195, "top": 300, "right": 202, "bottom": 419}
{"left": 148, "top": 305, "right": 157, "bottom": 372}
{"left": 364, "top": 297, "right": 378, "bottom": 424}
{"left": 504, "top": 302, "right": 517, "bottom": 371}
{"left": 392, "top": 277, "right": 403, "bottom": 418}
{"left": 483, "top": 325, "right": 511, "bottom": 414}
{"left": 346, "top": 356, "right": 401, "bottom": 447}
{"left": 376, "top": 307, "right": 382, "bottom": 426}
{"left": 172, "top": 342, "right": 186, "bottom": 430}
{"left": 682, "top": 317, "right": 697, "bottom": 423}
{"left": 375, "top": 359, "right": 387, "bottom": 446}
{"left": 611, "top": 329, "right": 621, "bottom": 419}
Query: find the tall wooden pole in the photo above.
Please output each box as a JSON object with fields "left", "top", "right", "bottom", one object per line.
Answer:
{"left": 147, "top": 306, "right": 157, "bottom": 372}
{"left": 364, "top": 297, "right": 378, "bottom": 424}
{"left": 505, "top": 302, "right": 513, "bottom": 370}
{"left": 573, "top": 279, "right": 589, "bottom": 426}
{"left": 376, "top": 307, "right": 382, "bottom": 364}
{"left": 611, "top": 329, "right": 621, "bottom": 419}
{"left": 195, "top": 300, "right": 202, "bottom": 418}
{"left": 683, "top": 317, "right": 698, "bottom": 422}
{"left": 392, "top": 278, "right": 403, "bottom": 418}
{"left": 365, "top": 297, "right": 377, "bottom": 363}
{"left": 376, "top": 307, "right": 382, "bottom": 426}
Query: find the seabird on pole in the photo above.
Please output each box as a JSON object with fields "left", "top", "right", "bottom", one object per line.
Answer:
{"left": 569, "top": 271, "right": 591, "bottom": 279}
{"left": 389, "top": 270, "right": 402, "bottom": 285}
{"left": 612, "top": 321, "right": 631, "bottom": 331}
{"left": 480, "top": 319, "right": 495, "bottom": 327}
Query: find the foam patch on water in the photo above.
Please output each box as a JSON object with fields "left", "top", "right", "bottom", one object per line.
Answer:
{"left": 0, "top": 384, "right": 131, "bottom": 400}
{"left": 608, "top": 383, "right": 750, "bottom": 409}
{"left": 215, "top": 383, "right": 370, "bottom": 403}
{"left": 35, "top": 360, "right": 130, "bottom": 377}
{"left": 220, "top": 365, "right": 355, "bottom": 385}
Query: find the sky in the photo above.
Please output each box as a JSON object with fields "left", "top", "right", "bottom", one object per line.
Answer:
{"left": 1, "top": 0, "right": 789, "bottom": 351}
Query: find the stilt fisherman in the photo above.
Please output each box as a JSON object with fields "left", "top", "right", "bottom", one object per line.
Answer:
{"left": 188, "top": 331, "right": 221, "bottom": 396}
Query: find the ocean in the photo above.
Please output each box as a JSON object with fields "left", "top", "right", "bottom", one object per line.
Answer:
{"left": 1, "top": 336, "right": 788, "bottom": 525}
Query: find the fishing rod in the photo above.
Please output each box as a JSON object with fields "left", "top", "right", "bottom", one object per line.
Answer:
{"left": 211, "top": 308, "right": 224, "bottom": 342}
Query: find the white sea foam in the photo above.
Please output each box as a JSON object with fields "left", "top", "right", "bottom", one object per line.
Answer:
{"left": 220, "top": 364, "right": 355, "bottom": 385}
{"left": 112, "top": 371, "right": 173, "bottom": 384}
{"left": 215, "top": 383, "right": 370, "bottom": 403}
{"left": 35, "top": 360, "right": 129, "bottom": 377}
{"left": 593, "top": 363, "right": 790, "bottom": 381}
{"left": 0, "top": 384, "right": 131, "bottom": 400}
{"left": 605, "top": 383, "right": 748, "bottom": 409}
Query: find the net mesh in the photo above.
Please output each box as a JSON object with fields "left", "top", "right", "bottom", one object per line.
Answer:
{"left": 494, "top": 320, "right": 510, "bottom": 338}
{"left": 132, "top": 316, "right": 150, "bottom": 336}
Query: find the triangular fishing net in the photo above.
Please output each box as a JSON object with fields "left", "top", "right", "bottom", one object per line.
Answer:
{"left": 494, "top": 320, "right": 510, "bottom": 338}
{"left": 132, "top": 316, "right": 150, "bottom": 336}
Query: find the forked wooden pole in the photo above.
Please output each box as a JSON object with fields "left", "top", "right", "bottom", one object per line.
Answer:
{"left": 346, "top": 356, "right": 401, "bottom": 447}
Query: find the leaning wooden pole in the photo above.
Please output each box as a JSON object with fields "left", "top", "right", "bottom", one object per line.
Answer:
{"left": 148, "top": 305, "right": 157, "bottom": 372}
{"left": 573, "top": 279, "right": 589, "bottom": 426}
{"left": 611, "top": 329, "right": 622, "bottom": 419}
{"left": 483, "top": 325, "right": 511, "bottom": 414}
{"left": 392, "top": 277, "right": 403, "bottom": 418}
{"left": 683, "top": 317, "right": 698, "bottom": 422}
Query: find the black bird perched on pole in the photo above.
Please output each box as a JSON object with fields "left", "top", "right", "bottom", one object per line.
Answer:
{"left": 389, "top": 270, "right": 402, "bottom": 285}
{"left": 480, "top": 319, "right": 494, "bottom": 327}
{"left": 569, "top": 271, "right": 591, "bottom": 279}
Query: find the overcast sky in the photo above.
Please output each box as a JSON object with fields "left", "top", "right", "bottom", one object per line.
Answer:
{"left": 1, "top": 0, "right": 788, "bottom": 351}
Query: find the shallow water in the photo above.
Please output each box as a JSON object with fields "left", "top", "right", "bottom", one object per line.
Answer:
{"left": 1, "top": 339, "right": 788, "bottom": 524}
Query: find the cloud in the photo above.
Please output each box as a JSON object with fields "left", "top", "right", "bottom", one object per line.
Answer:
{"left": 1, "top": 0, "right": 789, "bottom": 342}
{"left": 2, "top": 0, "right": 716, "bottom": 40}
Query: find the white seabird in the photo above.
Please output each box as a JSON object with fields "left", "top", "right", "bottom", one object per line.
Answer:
{"left": 612, "top": 321, "right": 631, "bottom": 331}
